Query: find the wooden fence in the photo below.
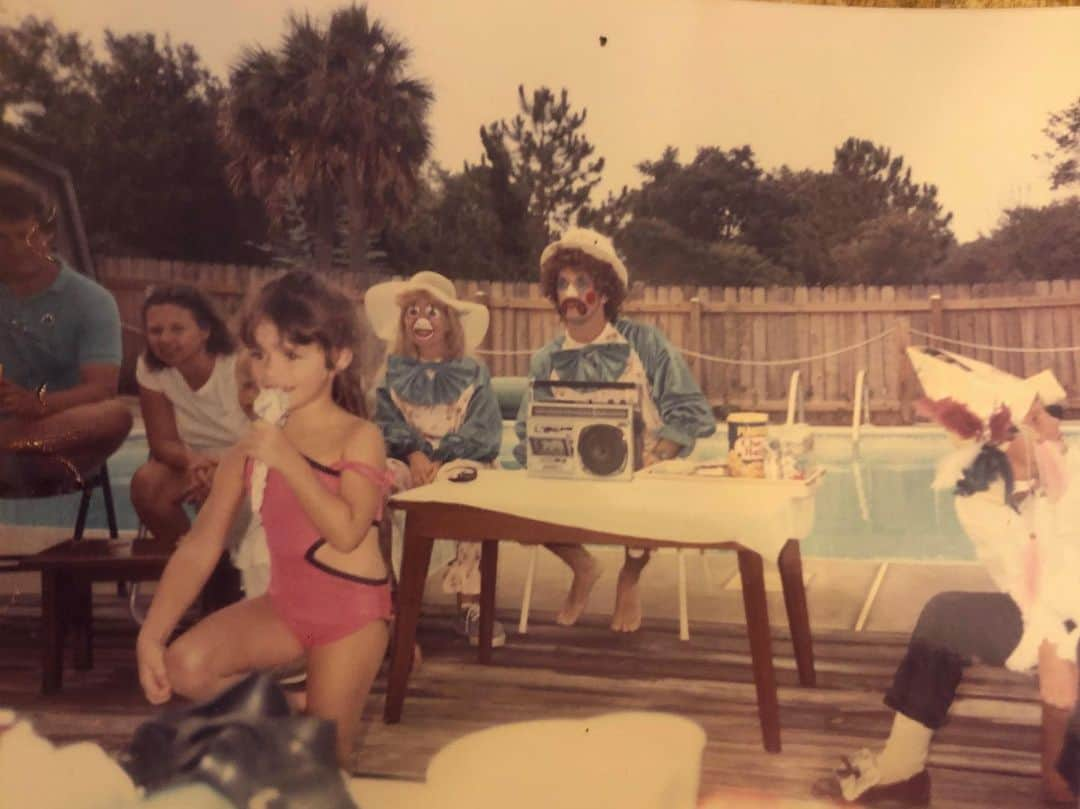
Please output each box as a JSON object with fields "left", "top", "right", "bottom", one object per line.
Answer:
{"left": 97, "top": 257, "right": 1080, "bottom": 425}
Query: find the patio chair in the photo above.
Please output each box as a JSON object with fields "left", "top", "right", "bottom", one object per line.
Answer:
{"left": 0, "top": 451, "right": 119, "bottom": 564}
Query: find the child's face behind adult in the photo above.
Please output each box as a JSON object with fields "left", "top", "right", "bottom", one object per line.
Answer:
{"left": 235, "top": 352, "right": 259, "bottom": 421}
{"left": 145, "top": 304, "right": 210, "bottom": 369}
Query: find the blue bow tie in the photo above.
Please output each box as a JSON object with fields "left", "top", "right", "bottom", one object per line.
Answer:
{"left": 385, "top": 356, "right": 475, "bottom": 405}
{"left": 550, "top": 342, "right": 631, "bottom": 382}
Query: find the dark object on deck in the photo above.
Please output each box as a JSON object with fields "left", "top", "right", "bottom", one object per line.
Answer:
{"left": 124, "top": 672, "right": 358, "bottom": 809}
{"left": 1058, "top": 721, "right": 1080, "bottom": 796}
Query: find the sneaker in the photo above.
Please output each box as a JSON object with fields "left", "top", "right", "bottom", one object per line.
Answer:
{"left": 811, "top": 749, "right": 930, "bottom": 806}
{"left": 455, "top": 604, "right": 507, "bottom": 648}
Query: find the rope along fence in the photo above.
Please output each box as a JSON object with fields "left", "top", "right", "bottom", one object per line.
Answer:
{"left": 909, "top": 327, "right": 1080, "bottom": 355}
{"left": 478, "top": 326, "right": 899, "bottom": 367}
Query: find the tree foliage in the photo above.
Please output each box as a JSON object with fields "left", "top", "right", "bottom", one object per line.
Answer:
{"left": 480, "top": 85, "right": 604, "bottom": 235}
{"left": 1045, "top": 96, "right": 1080, "bottom": 190}
{"left": 0, "top": 16, "right": 264, "bottom": 261}
{"left": 616, "top": 217, "right": 793, "bottom": 286}
{"left": 767, "top": 140, "right": 955, "bottom": 284}
{"left": 931, "top": 198, "right": 1080, "bottom": 283}
{"left": 220, "top": 4, "right": 433, "bottom": 271}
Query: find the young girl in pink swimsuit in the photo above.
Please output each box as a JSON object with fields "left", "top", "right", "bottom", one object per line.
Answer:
{"left": 135, "top": 270, "right": 392, "bottom": 768}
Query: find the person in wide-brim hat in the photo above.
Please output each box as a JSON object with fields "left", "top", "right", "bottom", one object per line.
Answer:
{"left": 906, "top": 345, "right": 1065, "bottom": 432}
{"left": 365, "top": 270, "right": 490, "bottom": 357}
{"left": 365, "top": 270, "right": 507, "bottom": 649}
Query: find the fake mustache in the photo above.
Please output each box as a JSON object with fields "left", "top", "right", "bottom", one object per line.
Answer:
{"left": 559, "top": 298, "right": 589, "bottom": 317}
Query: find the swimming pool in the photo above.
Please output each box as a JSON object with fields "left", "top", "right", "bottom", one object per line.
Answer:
{"left": 4, "top": 424, "right": 1075, "bottom": 561}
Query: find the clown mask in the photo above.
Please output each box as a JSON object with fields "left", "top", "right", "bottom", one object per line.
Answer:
{"left": 402, "top": 293, "right": 449, "bottom": 361}
{"left": 555, "top": 267, "right": 605, "bottom": 324}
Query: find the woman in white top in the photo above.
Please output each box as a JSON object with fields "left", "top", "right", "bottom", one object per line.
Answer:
{"left": 131, "top": 285, "right": 252, "bottom": 547}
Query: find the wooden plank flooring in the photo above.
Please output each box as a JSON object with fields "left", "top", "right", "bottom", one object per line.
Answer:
{"left": 0, "top": 594, "right": 1050, "bottom": 808}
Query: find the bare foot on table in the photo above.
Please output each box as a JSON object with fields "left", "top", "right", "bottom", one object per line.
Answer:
{"left": 556, "top": 555, "right": 601, "bottom": 626}
{"left": 611, "top": 565, "right": 643, "bottom": 632}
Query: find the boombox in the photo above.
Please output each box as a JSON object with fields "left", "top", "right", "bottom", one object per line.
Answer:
{"left": 525, "top": 380, "right": 643, "bottom": 481}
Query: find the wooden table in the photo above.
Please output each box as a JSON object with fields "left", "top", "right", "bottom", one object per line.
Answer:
{"left": 383, "top": 470, "right": 821, "bottom": 753}
{"left": 17, "top": 538, "right": 173, "bottom": 694}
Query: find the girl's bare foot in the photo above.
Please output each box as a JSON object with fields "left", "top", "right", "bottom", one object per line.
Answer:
{"left": 611, "top": 563, "right": 644, "bottom": 632}
{"left": 556, "top": 554, "right": 601, "bottom": 626}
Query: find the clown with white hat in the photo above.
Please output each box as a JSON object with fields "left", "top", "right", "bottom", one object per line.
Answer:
{"left": 365, "top": 270, "right": 506, "bottom": 648}
{"left": 816, "top": 346, "right": 1080, "bottom": 806}
{"left": 513, "top": 227, "right": 716, "bottom": 634}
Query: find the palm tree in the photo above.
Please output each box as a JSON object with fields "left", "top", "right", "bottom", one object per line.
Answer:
{"left": 219, "top": 4, "right": 433, "bottom": 271}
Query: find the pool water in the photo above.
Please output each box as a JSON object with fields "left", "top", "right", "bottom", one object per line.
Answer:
{"left": 4, "top": 424, "right": 1073, "bottom": 561}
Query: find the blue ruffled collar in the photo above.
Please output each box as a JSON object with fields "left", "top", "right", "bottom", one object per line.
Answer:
{"left": 384, "top": 355, "right": 476, "bottom": 405}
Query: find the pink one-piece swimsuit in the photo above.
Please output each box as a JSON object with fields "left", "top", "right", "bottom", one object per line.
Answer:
{"left": 247, "top": 455, "right": 395, "bottom": 647}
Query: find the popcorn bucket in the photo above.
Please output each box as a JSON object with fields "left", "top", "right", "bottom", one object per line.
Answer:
{"left": 727, "top": 412, "right": 768, "bottom": 478}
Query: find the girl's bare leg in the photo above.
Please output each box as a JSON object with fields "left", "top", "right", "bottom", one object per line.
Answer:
{"left": 306, "top": 619, "right": 390, "bottom": 769}
{"left": 164, "top": 595, "right": 304, "bottom": 702}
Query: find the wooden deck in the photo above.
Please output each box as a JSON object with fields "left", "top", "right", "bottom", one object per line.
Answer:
{"left": 0, "top": 588, "right": 1049, "bottom": 808}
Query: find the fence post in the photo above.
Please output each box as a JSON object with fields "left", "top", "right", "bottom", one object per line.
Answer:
{"left": 896, "top": 316, "right": 914, "bottom": 424}
{"left": 929, "top": 293, "right": 944, "bottom": 348}
{"left": 688, "top": 296, "right": 703, "bottom": 381}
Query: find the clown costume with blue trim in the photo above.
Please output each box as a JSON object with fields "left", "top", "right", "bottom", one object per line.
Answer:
{"left": 365, "top": 271, "right": 506, "bottom": 647}
{"left": 513, "top": 228, "right": 716, "bottom": 633}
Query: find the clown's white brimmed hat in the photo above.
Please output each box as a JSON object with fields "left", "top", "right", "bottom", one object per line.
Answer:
{"left": 364, "top": 271, "right": 490, "bottom": 353}
{"left": 540, "top": 227, "right": 628, "bottom": 290}
{"left": 906, "top": 345, "right": 1065, "bottom": 423}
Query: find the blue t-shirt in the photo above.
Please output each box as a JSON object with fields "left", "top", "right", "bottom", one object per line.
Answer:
{"left": 0, "top": 262, "right": 122, "bottom": 393}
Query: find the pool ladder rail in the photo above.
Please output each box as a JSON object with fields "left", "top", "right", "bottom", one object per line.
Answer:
{"left": 852, "top": 369, "right": 872, "bottom": 446}
{"left": 785, "top": 370, "right": 805, "bottom": 427}
{"left": 851, "top": 369, "right": 872, "bottom": 523}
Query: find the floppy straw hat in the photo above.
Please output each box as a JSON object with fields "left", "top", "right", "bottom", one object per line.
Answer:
{"left": 364, "top": 270, "right": 490, "bottom": 353}
{"left": 540, "top": 227, "right": 629, "bottom": 290}
{"left": 906, "top": 346, "right": 1065, "bottom": 424}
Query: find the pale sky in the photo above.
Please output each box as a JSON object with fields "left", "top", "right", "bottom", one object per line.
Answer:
{"left": 3, "top": 0, "right": 1080, "bottom": 243}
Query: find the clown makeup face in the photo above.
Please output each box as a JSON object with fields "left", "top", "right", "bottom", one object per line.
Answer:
{"left": 555, "top": 267, "right": 606, "bottom": 326}
{"left": 402, "top": 292, "right": 449, "bottom": 361}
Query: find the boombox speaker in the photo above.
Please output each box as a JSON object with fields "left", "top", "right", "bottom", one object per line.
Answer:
{"left": 525, "top": 380, "right": 643, "bottom": 481}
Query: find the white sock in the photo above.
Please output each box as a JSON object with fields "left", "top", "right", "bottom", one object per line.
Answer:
{"left": 875, "top": 712, "right": 933, "bottom": 784}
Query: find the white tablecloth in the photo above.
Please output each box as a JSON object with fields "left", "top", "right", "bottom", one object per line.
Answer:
{"left": 391, "top": 468, "right": 821, "bottom": 560}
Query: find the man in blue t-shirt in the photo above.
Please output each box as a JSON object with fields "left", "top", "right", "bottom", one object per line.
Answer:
{"left": 0, "top": 177, "right": 132, "bottom": 491}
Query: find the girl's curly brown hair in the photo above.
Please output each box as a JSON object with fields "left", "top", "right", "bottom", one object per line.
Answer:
{"left": 540, "top": 247, "right": 627, "bottom": 323}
